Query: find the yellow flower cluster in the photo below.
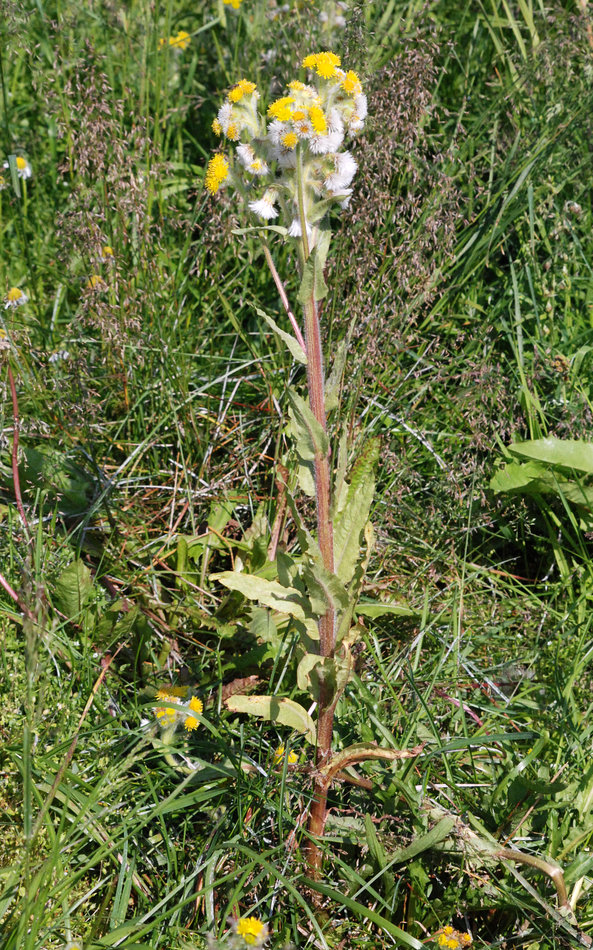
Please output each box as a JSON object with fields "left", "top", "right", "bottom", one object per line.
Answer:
{"left": 234, "top": 916, "right": 269, "bottom": 946}
{"left": 154, "top": 685, "right": 204, "bottom": 731}
{"left": 437, "top": 926, "right": 473, "bottom": 950}
{"left": 204, "top": 51, "right": 366, "bottom": 244}
{"left": 158, "top": 30, "right": 191, "bottom": 51}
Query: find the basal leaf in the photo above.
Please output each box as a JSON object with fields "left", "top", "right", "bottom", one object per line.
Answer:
{"left": 54, "top": 559, "right": 93, "bottom": 619}
{"left": 508, "top": 437, "right": 593, "bottom": 473}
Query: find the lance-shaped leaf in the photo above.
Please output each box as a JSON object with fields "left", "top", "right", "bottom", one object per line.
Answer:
{"left": 297, "top": 647, "right": 353, "bottom": 705}
{"left": 256, "top": 308, "right": 307, "bottom": 365}
{"left": 211, "top": 572, "right": 308, "bottom": 621}
{"left": 333, "top": 439, "right": 380, "bottom": 584}
{"left": 287, "top": 390, "right": 329, "bottom": 498}
{"left": 225, "top": 694, "right": 316, "bottom": 744}
{"left": 302, "top": 558, "right": 349, "bottom": 618}
{"left": 508, "top": 437, "right": 593, "bottom": 474}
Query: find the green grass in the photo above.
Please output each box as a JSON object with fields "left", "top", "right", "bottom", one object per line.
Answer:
{"left": 2, "top": 0, "right": 593, "bottom": 947}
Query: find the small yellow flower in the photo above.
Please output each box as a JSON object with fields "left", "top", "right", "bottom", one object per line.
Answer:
{"left": 100, "top": 245, "right": 114, "bottom": 262}
{"left": 86, "top": 274, "right": 106, "bottom": 290}
{"left": 223, "top": 0, "right": 244, "bottom": 8}
{"left": 272, "top": 744, "right": 298, "bottom": 767}
{"left": 155, "top": 706, "right": 177, "bottom": 725}
{"left": 228, "top": 79, "right": 257, "bottom": 103}
{"left": 170, "top": 30, "right": 191, "bottom": 50}
{"left": 205, "top": 154, "right": 229, "bottom": 194}
{"left": 281, "top": 132, "right": 298, "bottom": 149}
{"left": 212, "top": 118, "right": 222, "bottom": 136}
{"left": 302, "top": 51, "right": 341, "bottom": 79}
{"left": 308, "top": 104, "right": 327, "bottom": 134}
{"left": 184, "top": 696, "right": 204, "bottom": 731}
{"left": 236, "top": 916, "right": 269, "bottom": 946}
{"left": 4, "top": 286, "right": 28, "bottom": 309}
{"left": 267, "top": 96, "right": 295, "bottom": 121}
{"left": 341, "top": 70, "right": 362, "bottom": 96}
{"left": 0, "top": 173, "right": 6, "bottom": 190}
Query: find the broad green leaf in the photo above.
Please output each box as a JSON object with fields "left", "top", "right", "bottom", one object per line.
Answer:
{"left": 225, "top": 694, "right": 316, "bottom": 743}
{"left": 287, "top": 390, "right": 329, "bottom": 497}
{"left": 211, "top": 571, "right": 308, "bottom": 620}
{"left": 508, "top": 437, "right": 593, "bottom": 474}
{"left": 490, "top": 460, "right": 549, "bottom": 493}
{"left": 256, "top": 308, "right": 307, "bottom": 365}
{"left": 333, "top": 439, "right": 380, "bottom": 584}
{"left": 54, "top": 559, "right": 93, "bottom": 618}
{"left": 296, "top": 652, "right": 351, "bottom": 703}
{"left": 491, "top": 461, "right": 593, "bottom": 509}
{"left": 302, "top": 558, "right": 349, "bottom": 617}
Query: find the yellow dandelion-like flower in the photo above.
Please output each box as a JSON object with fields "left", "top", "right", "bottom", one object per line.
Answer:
{"left": 281, "top": 132, "right": 298, "bottom": 149}
{"left": 302, "top": 51, "right": 341, "bottom": 79}
{"left": 100, "top": 245, "right": 114, "bottom": 262}
{"left": 227, "top": 123, "right": 240, "bottom": 140}
{"left": 183, "top": 696, "right": 204, "bottom": 731}
{"left": 236, "top": 916, "right": 268, "bottom": 946}
{"left": 223, "top": 0, "right": 244, "bottom": 7}
{"left": 267, "top": 96, "right": 295, "bottom": 121}
{"left": 170, "top": 30, "right": 191, "bottom": 50}
{"left": 228, "top": 78, "right": 257, "bottom": 103}
{"left": 289, "top": 80, "right": 307, "bottom": 91}
{"left": 308, "top": 105, "right": 327, "bottom": 133}
{"left": 205, "top": 154, "right": 229, "bottom": 194}
{"left": 272, "top": 744, "right": 298, "bottom": 766}
{"left": 291, "top": 109, "right": 306, "bottom": 121}
{"left": 341, "top": 70, "right": 362, "bottom": 96}
{"left": 86, "top": 274, "right": 106, "bottom": 290}
{"left": 212, "top": 117, "right": 222, "bottom": 136}
{"left": 459, "top": 935, "right": 473, "bottom": 946}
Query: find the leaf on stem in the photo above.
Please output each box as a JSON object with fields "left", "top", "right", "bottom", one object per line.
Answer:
{"left": 287, "top": 389, "right": 329, "bottom": 497}
{"left": 225, "top": 694, "right": 316, "bottom": 744}
{"left": 333, "top": 438, "right": 380, "bottom": 584}
{"left": 256, "top": 308, "right": 307, "bottom": 365}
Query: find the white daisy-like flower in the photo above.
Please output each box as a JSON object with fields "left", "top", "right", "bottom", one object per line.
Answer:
{"left": 354, "top": 93, "right": 368, "bottom": 121}
{"left": 4, "top": 287, "right": 28, "bottom": 309}
{"left": 3, "top": 156, "right": 32, "bottom": 179}
{"left": 326, "top": 108, "right": 344, "bottom": 136}
{"left": 249, "top": 189, "right": 279, "bottom": 220}
{"left": 324, "top": 150, "right": 358, "bottom": 192}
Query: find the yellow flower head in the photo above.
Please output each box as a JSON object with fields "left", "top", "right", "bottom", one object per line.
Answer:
{"left": 267, "top": 96, "right": 295, "bottom": 121}
{"left": 302, "top": 51, "right": 341, "bottom": 79}
{"left": 184, "top": 696, "right": 204, "bottom": 731}
{"left": 170, "top": 30, "right": 191, "bottom": 50}
{"left": 5, "top": 286, "right": 27, "bottom": 308}
{"left": 436, "top": 927, "right": 472, "bottom": 950}
{"left": 341, "top": 70, "right": 362, "bottom": 96}
{"left": 236, "top": 916, "right": 269, "bottom": 946}
{"left": 228, "top": 79, "right": 257, "bottom": 103}
{"left": 205, "top": 154, "right": 229, "bottom": 194}
{"left": 212, "top": 118, "right": 222, "bottom": 136}
{"left": 308, "top": 104, "right": 327, "bottom": 134}
{"left": 155, "top": 706, "right": 176, "bottom": 725}
{"left": 272, "top": 744, "right": 298, "bottom": 766}
{"left": 281, "top": 131, "right": 298, "bottom": 149}
{"left": 223, "top": 0, "right": 244, "bottom": 7}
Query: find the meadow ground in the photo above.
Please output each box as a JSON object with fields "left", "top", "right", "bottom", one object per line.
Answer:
{"left": 2, "top": 1, "right": 593, "bottom": 948}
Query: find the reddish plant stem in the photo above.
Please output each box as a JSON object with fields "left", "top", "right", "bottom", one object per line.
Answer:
{"left": 302, "top": 289, "right": 337, "bottom": 877}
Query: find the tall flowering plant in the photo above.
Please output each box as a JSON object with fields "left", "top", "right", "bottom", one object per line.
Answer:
{"left": 205, "top": 52, "right": 420, "bottom": 875}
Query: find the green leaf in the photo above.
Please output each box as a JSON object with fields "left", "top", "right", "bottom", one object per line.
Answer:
{"left": 302, "top": 558, "right": 349, "bottom": 617}
{"left": 211, "top": 571, "right": 308, "bottom": 621}
{"left": 333, "top": 439, "right": 380, "bottom": 584}
{"left": 256, "top": 308, "right": 307, "bottom": 365}
{"left": 53, "top": 560, "right": 93, "bottom": 619}
{"left": 508, "top": 437, "right": 593, "bottom": 474}
{"left": 297, "top": 244, "right": 329, "bottom": 304}
{"left": 325, "top": 340, "right": 348, "bottom": 413}
{"left": 356, "top": 601, "right": 419, "bottom": 619}
{"left": 225, "top": 694, "right": 316, "bottom": 743}
{"left": 287, "top": 390, "right": 329, "bottom": 497}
